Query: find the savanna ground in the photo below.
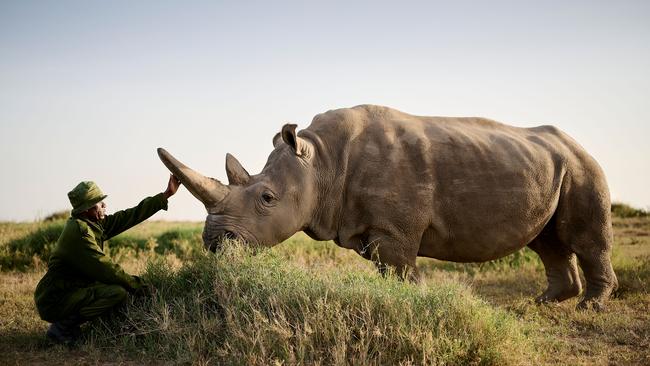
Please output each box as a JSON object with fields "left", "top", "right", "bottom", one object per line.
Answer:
{"left": 0, "top": 205, "right": 648, "bottom": 365}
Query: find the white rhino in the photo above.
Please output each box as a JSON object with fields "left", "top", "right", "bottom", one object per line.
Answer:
{"left": 158, "top": 104, "right": 618, "bottom": 309}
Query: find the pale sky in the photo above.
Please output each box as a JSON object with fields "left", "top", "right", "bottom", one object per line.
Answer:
{"left": 1, "top": 0, "right": 649, "bottom": 221}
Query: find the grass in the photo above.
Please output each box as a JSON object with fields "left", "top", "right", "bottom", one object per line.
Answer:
{"left": 0, "top": 214, "right": 649, "bottom": 365}
{"left": 86, "top": 243, "right": 531, "bottom": 365}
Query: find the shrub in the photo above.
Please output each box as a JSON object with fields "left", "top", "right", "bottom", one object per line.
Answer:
{"left": 611, "top": 203, "right": 648, "bottom": 218}
{"left": 88, "top": 242, "right": 533, "bottom": 365}
{"left": 418, "top": 247, "right": 542, "bottom": 275}
{"left": 154, "top": 228, "right": 203, "bottom": 259}
{"left": 0, "top": 222, "right": 64, "bottom": 271}
{"left": 105, "top": 228, "right": 203, "bottom": 260}
{"left": 106, "top": 234, "right": 149, "bottom": 253}
{"left": 42, "top": 210, "right": 70, "bottom": 222}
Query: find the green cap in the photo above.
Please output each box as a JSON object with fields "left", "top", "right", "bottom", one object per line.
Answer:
{"left": 68, "top": 181, "right": 107, "bottom": 215}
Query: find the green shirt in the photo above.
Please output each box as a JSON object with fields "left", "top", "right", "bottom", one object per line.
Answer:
{"left": 34, "top": 193, "right": 168, "bottom": 321}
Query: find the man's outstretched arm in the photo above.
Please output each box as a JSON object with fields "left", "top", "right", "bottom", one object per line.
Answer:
{"left": 101, "top": 175, "right": 181, "bottom": 239}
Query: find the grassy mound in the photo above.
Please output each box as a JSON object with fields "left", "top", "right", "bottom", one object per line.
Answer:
{"left": 88, "top": 243, "right": 532, "bottom": 365}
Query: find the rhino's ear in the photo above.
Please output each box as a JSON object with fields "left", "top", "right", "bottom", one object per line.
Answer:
{"left": 281, "top": 123, "right": 303, "bottom": 156}
{"left": 225, "top": 153, "right": 251, "bottom": 186}
{"left": 272, "top": 132, "right": 283, "bottom": 148}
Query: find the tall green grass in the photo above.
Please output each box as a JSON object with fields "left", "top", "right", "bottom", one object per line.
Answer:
{"left": 88, "top": 242, "right": 533, "bottom": 365}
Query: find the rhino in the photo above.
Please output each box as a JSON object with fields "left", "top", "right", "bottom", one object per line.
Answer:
{"left": 158, "top": 104, "right": 618, "bottom": 309}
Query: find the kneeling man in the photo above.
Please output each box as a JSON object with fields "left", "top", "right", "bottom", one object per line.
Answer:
{"left": 34, "top": 175, "right": 181, "bottom": 343}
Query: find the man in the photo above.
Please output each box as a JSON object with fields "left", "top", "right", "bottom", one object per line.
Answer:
{"left": 34, "top": 175, "right": 181, "bottom": 344}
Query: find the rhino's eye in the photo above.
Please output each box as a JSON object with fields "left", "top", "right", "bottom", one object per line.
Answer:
{"left": 262, "top": 192, "right": 276, "bottom": 205}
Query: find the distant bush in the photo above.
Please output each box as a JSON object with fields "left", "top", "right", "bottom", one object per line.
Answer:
{"left": 611, "top": 203, "right": 648, "bottom": 218}
{"left": 106, "top": 235, "right": 150, "bottom": 253}
{"left": 42, "top": 210, "right": 70, "bottom": 222}
{"left": 418, "top": 247, "right": 542, "bottom": 275}
{"left": 89, "top": 243, "right": 532, "bottom": 365}
{"left": 105, "top": 228, "right": 203, "bottom": 260}
{"left": 154, "top": 228, "right": 203, "bottom": 259}
{"left": 0, "top": 222, "right": 64, "bottom": 271}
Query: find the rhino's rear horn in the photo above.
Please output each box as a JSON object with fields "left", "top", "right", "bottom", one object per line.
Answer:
{"left": 157, "top": 148, "right": 229, "bottom": 209}
{"left": 225, "top": 153, "right": 251, "bottom": 186}
{"left": 272, "top": 132, "right": 282, "bottom": 148}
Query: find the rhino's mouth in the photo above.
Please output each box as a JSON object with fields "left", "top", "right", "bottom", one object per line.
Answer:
{"left": 202, "top": 228, "right": 240, "bottom": 252}
{"left": 202, "top": 215, "right": 258, "bottom": 251}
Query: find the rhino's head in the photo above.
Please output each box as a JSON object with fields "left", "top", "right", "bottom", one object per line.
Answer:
{"left": 158, "top": 124, "right": 318, "bottom": 251}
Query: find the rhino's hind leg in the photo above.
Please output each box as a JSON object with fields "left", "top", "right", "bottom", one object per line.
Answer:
{"left": 528, "top": 238, "right": 582, "bottom": 303}
{"left": 554, "top": 169, "right": 618, "bottom": 311}
{"left": 573, "top": 248, "right": 618, "bottom": 311}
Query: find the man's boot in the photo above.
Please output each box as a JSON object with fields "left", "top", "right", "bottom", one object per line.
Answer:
{"left": 46, "top": 314, "right": 84, "bottom": 345}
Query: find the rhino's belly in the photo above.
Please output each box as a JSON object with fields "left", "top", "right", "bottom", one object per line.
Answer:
{"left": 417, "top": 210, "right": 553, "bottom": 262}
{"left": 418, "top": 228, "right": 532, "bottom": 262}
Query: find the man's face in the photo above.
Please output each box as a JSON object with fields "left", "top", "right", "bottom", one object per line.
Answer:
{"left": 84, "top": 201, "right": 107, "bottom": 221}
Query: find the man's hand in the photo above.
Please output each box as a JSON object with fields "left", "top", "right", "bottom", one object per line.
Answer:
{"left": 163, "top": 174, "right": 182, "bottom": 199}
{"left": 131, "top": 275, "right": 156, "bottom": 296}
{"left": 134, "top": 283, "right": 156, "bottom": 297}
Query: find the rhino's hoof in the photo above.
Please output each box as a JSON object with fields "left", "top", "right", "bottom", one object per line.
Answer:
{"left": 535, "top": 292, "right": 568, "bottom": 304}
{"left": 534, "top": 294, "right": 554, "bottom": 304}
{"left": 535, "top": 285, "right": 582, "bottom": 304}
{"left": 576, "top": 299, "right": 606, "bottom": 312}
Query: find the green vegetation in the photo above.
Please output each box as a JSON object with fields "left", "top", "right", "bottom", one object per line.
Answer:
{"left": 0, "top": 221, "right": 64, "bottom": 271}
{"left": 0, "top": 219, "right": 203, "bottom": 271}
{"left": 611, "top": 202, "right": 649, "bottom": 218}
{"left": 1, "top": 214, "right": 649, "bottom": 365}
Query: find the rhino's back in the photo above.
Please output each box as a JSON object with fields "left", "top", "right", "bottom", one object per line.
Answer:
{"left": 309, "top": 105, "right": 571, "bottom": 189}
{"left": 308, "top": 105, "right": 582, "bottom": 261}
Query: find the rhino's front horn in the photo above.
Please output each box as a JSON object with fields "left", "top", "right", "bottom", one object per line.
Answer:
{"left": 157, "top": 148, "right": 229, "bottom": 210}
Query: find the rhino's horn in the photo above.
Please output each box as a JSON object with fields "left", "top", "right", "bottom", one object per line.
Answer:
{"left": 157, "top": 148, "right": 229, "bottom": 209}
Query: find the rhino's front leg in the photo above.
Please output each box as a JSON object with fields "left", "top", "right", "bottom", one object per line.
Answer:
{"left": 361, "top": 231, "right": 420, "bottom": 282}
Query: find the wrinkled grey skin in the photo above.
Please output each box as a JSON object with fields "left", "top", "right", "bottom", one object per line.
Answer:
{"left": 158, "top": 104, "right": 618, "bottom": 310}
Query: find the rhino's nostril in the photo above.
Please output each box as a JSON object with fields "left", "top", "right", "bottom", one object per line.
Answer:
{"left": 223, "top": 230, "right": 239, "bottom": 241}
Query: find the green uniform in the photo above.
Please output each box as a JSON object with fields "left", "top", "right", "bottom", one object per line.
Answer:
{"left": 34, "top": 193, "right": 168, "bottom": 322}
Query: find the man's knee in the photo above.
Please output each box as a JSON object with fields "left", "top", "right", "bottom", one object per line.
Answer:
{"left": 103, "top": 285, "right": 128, "bottom": 304}
{"left": 91, "top": 284, "right": 129, "bottom": 306}
{"left": 77, "top": 285, "right": 129, "bottom": 320}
